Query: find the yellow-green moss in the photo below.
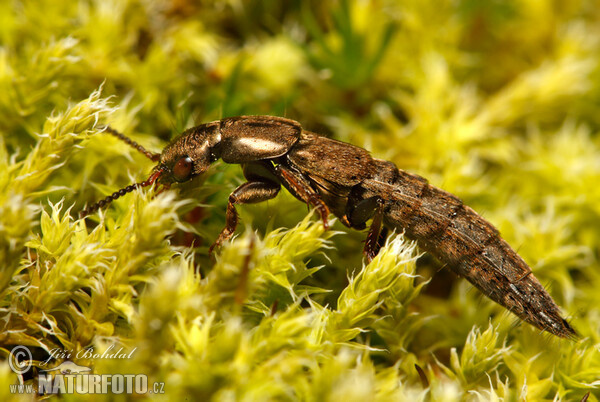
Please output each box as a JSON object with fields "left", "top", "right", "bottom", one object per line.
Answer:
{"left": 1, "top": 1, "right": 600, "bottom": 400}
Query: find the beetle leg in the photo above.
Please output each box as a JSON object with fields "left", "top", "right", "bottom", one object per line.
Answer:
{"left": 274, "top": 164, "right": 330, "bottom": 229}
{"left": 209, "top": 180, "right": 280, "bottom": 254}
{"left": 359, "top": 198, "right": 387, "bottom": 262}
{"left": 364, "top": 221, "right": 389, "bottom": 262}
{"left": 346, "top": 196, "right": 381, "bottom": 229}
{"left": 345, "top": 196, "right": 388, "bottom": 261}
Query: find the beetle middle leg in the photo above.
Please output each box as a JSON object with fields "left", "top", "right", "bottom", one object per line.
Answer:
{"left": 273, "top": 164, "right": 330, "bottom": 229}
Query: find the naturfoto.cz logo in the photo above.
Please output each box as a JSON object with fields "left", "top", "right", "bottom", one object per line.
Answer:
{"left": 8, "top": 345, "right": 165, "bottom": 395}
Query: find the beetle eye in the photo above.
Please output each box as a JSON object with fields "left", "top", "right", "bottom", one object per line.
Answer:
{"left": 172, "top": 156, "right": 193, "bottom": 182}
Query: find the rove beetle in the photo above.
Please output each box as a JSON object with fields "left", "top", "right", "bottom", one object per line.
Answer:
{"left": 81, "top": 115, "right": 576, "bottom": 339}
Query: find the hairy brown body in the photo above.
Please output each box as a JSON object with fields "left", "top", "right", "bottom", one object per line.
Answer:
{"left": 357, "top": 161, "right": 573, "bottom": 337}
{"left": 285, "top": 132, "right": 574, "bottom": 338}
{"left": 83, "top": 116, "right": 576, "bottom": 338}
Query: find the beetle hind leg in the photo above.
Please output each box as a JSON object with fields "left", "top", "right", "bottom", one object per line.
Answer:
{"left": 346, "top": 196, "right": 387, "bottom": 262}
{"left": 362, "top": 198, "right": 388, "bottom": 262}
{"left": 209, "top": 180, "right": 280, "bottom": 254}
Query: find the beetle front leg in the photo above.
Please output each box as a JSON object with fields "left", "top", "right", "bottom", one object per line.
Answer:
{"left": 209, "top": 180, "right": 280, "bottom": 254}
{"left": 274, "top": 164, "right": 330, "bottom": 230}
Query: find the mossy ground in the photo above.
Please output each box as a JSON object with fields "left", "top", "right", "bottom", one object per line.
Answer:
{"left": 1, "top": 1, "right": 600, "bottom": 400}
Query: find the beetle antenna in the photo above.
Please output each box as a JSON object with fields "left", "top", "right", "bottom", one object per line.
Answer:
{"left": 102, "top": 126, "right": 160, "bottom": 162}
{"left": 79, "top": 168, "right": 165, "bottom": 218}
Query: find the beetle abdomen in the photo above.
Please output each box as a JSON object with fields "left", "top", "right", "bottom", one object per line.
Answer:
{"left": 359, "top": 160, "right": 575, "bottom": 337}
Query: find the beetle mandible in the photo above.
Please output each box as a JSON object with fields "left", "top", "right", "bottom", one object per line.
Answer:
{"left": 81, "top": 115, "right": 576, "bottom": 338}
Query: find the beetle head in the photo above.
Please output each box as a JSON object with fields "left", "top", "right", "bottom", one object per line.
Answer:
{"left": 155, "top": 124, "right": 221, "bottom": 185}
{"left": 80, "top": 123, "right": 221, "bottom": 218}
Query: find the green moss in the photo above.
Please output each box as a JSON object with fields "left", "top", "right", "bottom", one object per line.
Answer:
{"left": 1, "top": 1, "right": 600, "bottom": 400}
